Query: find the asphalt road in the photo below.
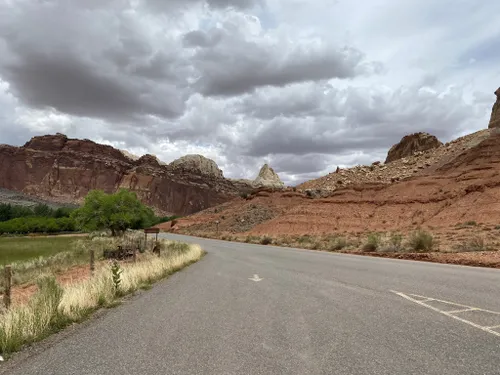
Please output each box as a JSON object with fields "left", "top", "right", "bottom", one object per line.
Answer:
{"left": 4, "top": 234, "right": 500, "bottom": 375}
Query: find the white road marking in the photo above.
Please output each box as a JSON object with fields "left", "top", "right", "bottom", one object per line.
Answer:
{"left": 391, "top": 290, "right": 500, "bottom": 337}
{"left": 445, "top": 308, "right": 479, "bottom": 314}
{"left": 486, "top": 325, "right": 500, "bottom": 330}
{"left": 249, "top": 274, "right": 263, "bottom": 282}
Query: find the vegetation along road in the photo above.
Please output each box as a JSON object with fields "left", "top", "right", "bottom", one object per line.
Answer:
{"left": 4, "top": 234, "right": 500, "bottom": 375}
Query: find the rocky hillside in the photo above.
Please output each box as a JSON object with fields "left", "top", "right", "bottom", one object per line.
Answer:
{"left": 169, "top": 129, "right": 500, "bottom": 251}
{"left": 298, "top": 129, "right": 491, "bottom": 191}
{"left": 0, "top": 188, "right": 77, "bottom": 209}
{"left": 0, "top": 134, "right": 251, "bottom": 215}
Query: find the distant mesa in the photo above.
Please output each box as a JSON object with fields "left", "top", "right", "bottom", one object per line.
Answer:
{"left": 488, "top": 87, "right": 500, "bottom": 129}
{"left": 385, "top": 132, "right": 443, "bottom": 164}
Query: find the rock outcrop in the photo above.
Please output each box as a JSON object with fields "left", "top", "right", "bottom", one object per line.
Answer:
{"left": 0, "top": 134, "right": 242, "bottom": 215}
{"left": 488, "top": 88, "right": 500, "bottom": 129}
{"left": 169, "top": 154, "right": 224, "bottom": 178}
{"left": 385, "top": 132, "right": 443, "bottom": 164}
{"left": 298, "top": 129, "right": 490, "bottom": 191}
{"left": 253, "top": 164, "right": 285, "bottom": 189}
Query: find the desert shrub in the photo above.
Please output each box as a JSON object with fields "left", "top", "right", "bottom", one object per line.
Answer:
{"left": 297, "top": 235, "right": 312, "bottom": 244}
{"left": 329, "top": 237, "right": 348, "bottom": 251}
{"left": 455, "top": 237, "right": 487, "bottom": 252}
{"left": 381, "top": 233, "right": 404, "bottom": 252}
{"left": 111, "top": 261, "right": 123, "bottom": 294}
{"left": 260, "top": 236, "right": 273, "bottom": 245}
{"left": 310, "top": 240, "right": 322, "bottom": 250}
{"left": 408, "top": 230, "right": 434, "bottom": 252}
{"left": 464, "top": 221, "right": 478, "bottom": 226}
{"left": 362, "top": 233, "right": 381, "bottom": 252}
{"left": 244, "top": 235, "right": 259, "bottom": 244}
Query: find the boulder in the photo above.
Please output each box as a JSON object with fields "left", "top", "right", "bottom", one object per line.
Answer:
{"left": 385, "top": 132, "right": 443, "bottom": 163}
{"left": 169, "top": 154, "right": 224, "bottom": 178}
{"left": 253, "top": 164, "right": 285, "bottom": 189}
{"left": 488, "top": 88, "right": 500, "bottom": 129}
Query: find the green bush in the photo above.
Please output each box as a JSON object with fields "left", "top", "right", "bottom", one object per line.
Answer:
{"left": 260, "top": 236, "right": 273, "bottom": 245}
{"left": 0, "top": 203, "right": 75, "bottom": 222}
{"left": 0, "top": 217, "right": 76, "bottom": 235}
{"left": 362, "top": 233, "right": 381, "bottom": 252}
{"left": 381, "top": 233, "right": 404, "bottom": 252}
{"left": 329, "top": 237, "right": 348, "bottom": 251}
{"left": 455, "top": 237, "right": 486, "bottom": 252}
{"left": 408, "top": 230, "right": 434, "bottom": 252}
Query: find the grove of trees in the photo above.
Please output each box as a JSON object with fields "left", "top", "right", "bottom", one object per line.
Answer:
{"left": 0, "top": 190, "right": 176, "bottom": 236}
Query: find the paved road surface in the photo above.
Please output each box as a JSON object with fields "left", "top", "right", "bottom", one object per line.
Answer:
{"left": 3, "top": 234, "right": 500, "bottom": 374}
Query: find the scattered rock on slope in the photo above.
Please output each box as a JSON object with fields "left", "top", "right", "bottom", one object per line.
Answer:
{"left": 488, "top": 88, "right": 500, "bottom": 129}
{"left": 253, "top": 164, "right": 285, "bottom": 189}
{"left": 297, "top": 129, "right": 490, "bottom": 191}
{"left": 385, "top": 132, "right": 443, "bottom": 163}
{"left": 169, "top": 154, "right": 224, "bottom": 178}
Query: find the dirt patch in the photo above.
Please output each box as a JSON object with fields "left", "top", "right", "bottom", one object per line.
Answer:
{"left": 2, "top": 264, "right": 92, "bottom": 307}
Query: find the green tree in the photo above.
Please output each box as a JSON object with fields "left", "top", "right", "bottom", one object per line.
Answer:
{"left": 33, "top": 204, "right": 52, "bottom": 217}
{"left": 0, "top": 203, "right": 13, "bottom": 222}
{"left": 71, "top": 189, "right": 155, "bottom": 236}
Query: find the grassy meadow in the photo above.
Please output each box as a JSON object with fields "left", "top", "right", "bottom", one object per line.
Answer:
{"left": 0, "top": 236, "right": 82, "bottom": 265}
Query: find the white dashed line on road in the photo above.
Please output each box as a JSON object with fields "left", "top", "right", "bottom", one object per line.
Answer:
{"left": 391, "top": 290, "right": 500, "bottom": 338}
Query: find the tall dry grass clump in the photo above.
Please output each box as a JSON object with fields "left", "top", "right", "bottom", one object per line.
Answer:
{"left": 0, "top": 240, "right": 203, "bottom": 357}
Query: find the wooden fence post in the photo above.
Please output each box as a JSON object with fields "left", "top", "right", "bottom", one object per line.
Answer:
{"left": 4, "top": 265, "right": 12, "bottom": 310}
{"left": 90, "top": 250, "right": 95, "bottom": 276}
{"left": 133, "top": 247, "right": 137, "bottom": 263}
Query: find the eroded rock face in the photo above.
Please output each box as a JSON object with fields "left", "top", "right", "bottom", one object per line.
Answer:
{"left": 253, "top": 164, "right": 285, "bottom": 189}
{"left": 0, "top": 134, "right": 241, "bottom": 215}
{"left": 488, "top": 88, "right": 500, "bottom": 129}
{"left": 169, "top": 154, "right": 224, "bottom": 178}
{"left": 385, "top": 132, "right": 443, "bottom": 163}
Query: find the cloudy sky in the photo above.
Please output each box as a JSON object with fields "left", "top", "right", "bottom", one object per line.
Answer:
{"left": 0, "top": 0, "right": 499, "bottom": 185}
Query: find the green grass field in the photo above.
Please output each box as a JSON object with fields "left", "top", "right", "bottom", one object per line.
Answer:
{"left": 0, "top": 236, "right": 81, "bottom": 265}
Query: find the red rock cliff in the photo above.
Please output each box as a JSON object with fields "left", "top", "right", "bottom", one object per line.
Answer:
{"left": 0, "top": 134, "right": 243, "bottom": 215}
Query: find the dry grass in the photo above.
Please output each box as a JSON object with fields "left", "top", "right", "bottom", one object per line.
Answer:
{"left": 0, "top": 230, "right": 167, "bottom": 290}
{"left": 0, "top": 240, "right": 203, "bottom": 357}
